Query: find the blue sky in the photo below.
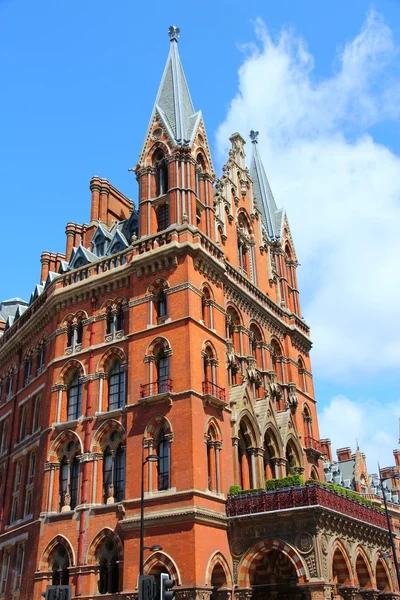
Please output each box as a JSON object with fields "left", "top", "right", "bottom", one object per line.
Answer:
{"left": 1, "top": 0, "right": 399, "bottom": 468}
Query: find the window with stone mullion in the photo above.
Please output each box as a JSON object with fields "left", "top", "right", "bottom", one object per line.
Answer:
{"left": 67, "top": 376, "right": 82, "bottom": 421}
{"left": 114, "top": 446, "right": 125, "bottom": 501}
{"left": 108, "top": 365, "right": 125, "bottom": 411}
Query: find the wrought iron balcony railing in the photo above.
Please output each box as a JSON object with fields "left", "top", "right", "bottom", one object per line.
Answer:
{"left": 226, "top": 484, "right": 388, "bottom": 530}
{"left": 202, "top": 380, "right": 226, "bottom": 402}
{"left": 304, "top": 436, "right": 324, "bottom": 453}
{"left": 140, "top": 377, "right": 173, "bottom": 398}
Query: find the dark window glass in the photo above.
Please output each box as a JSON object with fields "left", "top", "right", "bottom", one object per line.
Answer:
{"left": 156, "top": 354, "right": 169, "bottom": 393}
{"left": 103, "top": 446, "right": 113, "bottom": 503}
{"left": 67, "top": 373, "right": 82, "bottom": 421}
{"left": 106, "top": 309, "right": 113, "bottom": 335}
{"left": 114, "top": 446, "right": 125, "bottom": 502}
{"left": 59, "top": 457, "right": 68, "bottom": 509}
{"left": 156, "top": 204, "right": 169, "bottom": 232}
{"left": 67, "top": 325, "right": 73, "bottom": 347}
{"left": 116, "top": 305, "right": 124, "bottom": 331}
{"left": 76, "top": 321, "right": 83, "bottom": 345}
{"left": 156, "top": 290, "right": 167, "bottom": 318}
{"left": 70, "top": 456, "right": 79, "bottom": 509}
{"left": 156, "top": 159, "right": 169, "bottom": 196}
{"left": 157, "top": 429, "right": 170, "bottom": 490}
{"left": 108, "top": 362, "right": 125, "bottom": 411}
{"left": 38, "top": 345, "right": 45, "bottom": 373}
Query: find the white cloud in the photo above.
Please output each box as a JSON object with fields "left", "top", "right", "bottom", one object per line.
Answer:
{"left": 319, "top": 394, "right": 400, "bottom": 470}
{"left": 216, "top": 11, "right": 400, "bottom": 382}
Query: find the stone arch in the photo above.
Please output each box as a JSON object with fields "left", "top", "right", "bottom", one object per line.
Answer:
{"left": 375, "top": 557, "right": 392, "bottom": 591}
{"left": 196, "top": 149, "right": 209, "bottom": 172}
{"left": 330, "top": 541, "right": 353, "bottom": 585}
{"left": 202, "top": 339, "right": 218, "bottom": 364}
{"left": 236, "top": 410, "right": 260, "bottom": 447}
{"left": 201, "top": 282, "right": 214, "bottom": 300}
{"left": 147, "top": 278, "right": 169, "bottom": 296}
{"left": 354, "top": 547, "right": 373, "bottom": 588}
{"left": 91, "top": 419, "right": 126, "bottom": 452}
{"left": 39, "top": 534, "right": 75, "bottom": 570}
{"left": 263, "top": 423, "right": 283, "bottom": 455}
{"left": 238, "top": 539, "right": 307, "bottom": 587}
{"left": 309, "top": 467, "right": 319, "bottom": 480}
{"left": 58, "top": 359, "right": 86, "bottom": 383}
{"left": 146, "top": 140, "right": 171, "bottom": 165}
{"left": 204, "top": 417, "right": 222, "bottom": 442}
{"left": 145, "top": 414, "right": 174, "bottom": 441}
{"left": 146, "top": 336, "right": 172, "bottom": 358}
{"left": 99, "top": 296, "right": 127, "bottom": 312}
{"left": 86, "top": 528, "right": 123, "bottom": 565}
{"left": 236, "top": 207, "right": 255, "bottom": 239}
{"left": 285, "top": 434, "right": 304, "bottom": 472}
{"left": 225, "top": 304, "right": 243, "bottom": 327}
{"left": 61, "top": 310, "right": 88, "bottom": 326}
{"left": 97, "top": 347, "right": 127, "bottom": 373}
{"left": 205, "top": 551, "right": 233, "bottom": 587}
{"left": 49, "top": 429, "right": 83, "bottom": 461}
{"left": 249, "top": 321, "right": 264, "bottom": 342}
{"left": 143, "top": 551, "right": 181, "bottom": 585}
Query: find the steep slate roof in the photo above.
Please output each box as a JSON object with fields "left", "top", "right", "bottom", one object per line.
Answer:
{"left": 145, "top": 26, "right": 201, "bottom": 146}
{"left": 249, "top": 131, "right": 284, "bottom": 240}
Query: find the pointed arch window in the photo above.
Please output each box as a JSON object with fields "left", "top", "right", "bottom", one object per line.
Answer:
{"left": 25, "top": 356, "right": 32, "bottom": 385}
{"left": 156, "top": 289, "right": 167, "bottom": 320}
{"left": 237, "top": 422, "right": 255, "bottom": 490}
{"left": 67, "top": 320, "right": 83, "bottom": 352}
{"left": 97, "top": 538, "right": 120, "bottom": 594}
{"left": 154, "top": 151, "right": 169, "bottom": 197}
{"left": 59, "top": 444, "right": 80, "bottom": 511}
{"left": 298, "top": 358, "right": 307, "bottom": 392}
{"left": 108, "top": 361, "right": 125, "bottom": 411}
{"left": 37, "top": 343, "right": 45, "bottom": 374}
{"left": 201, "top": 287, "right": 213, "bottom": 329}
{"left": 157, "top": 428, "right": 170, "bottom": 490}
{"left": 303, "top": 405, "right": 313, "bottom": 440}
{"left": 102, "top": 433, "right": 125, "bottom": 503}
{"left": 95, "top": 236, "right": 106, "bottom": 257}
{"left": 206, "top": 424, "right": 221, "bottom": 493}
{"left": 67, "top": 372, "right": 82, "bottom": 421}
{"left": 50, "top": 544, "right": 69, "bottom": 586}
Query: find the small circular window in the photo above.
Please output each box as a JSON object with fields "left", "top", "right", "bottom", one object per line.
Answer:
{"left": 152, "top": 127, "right": 163, "bottom": 140}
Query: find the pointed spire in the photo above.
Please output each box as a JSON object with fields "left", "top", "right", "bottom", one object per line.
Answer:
{"left": 249, "top": 131, "right": 283, "bottom": 240}
{"left": 146, "top": 26, "right": 200, "bottom": 146}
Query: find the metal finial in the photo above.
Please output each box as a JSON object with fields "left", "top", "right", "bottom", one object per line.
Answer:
{"left": 250, "top": 130, "right": 259, "bottom": 143}
{"left": 168, "top": 25, "right": 180, "bottom": 42}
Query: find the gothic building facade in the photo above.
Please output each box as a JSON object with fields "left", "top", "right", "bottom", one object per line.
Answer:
{"left": 0, "top": 26, "right": 397, "bottom": 600}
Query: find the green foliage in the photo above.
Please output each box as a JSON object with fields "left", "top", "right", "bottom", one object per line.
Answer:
{"left": 305, "top": 479, "right": 385, "bottom": 513}
{"left": 265, "top": 474, "right": 304, "bottom": 490}
{"left": 229, "top": 485, "right": 242, "bottom": 496}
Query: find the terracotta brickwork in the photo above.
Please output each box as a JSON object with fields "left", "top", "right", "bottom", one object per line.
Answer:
{"left": 0, "top": 28, "right": 396, "bottom": 600}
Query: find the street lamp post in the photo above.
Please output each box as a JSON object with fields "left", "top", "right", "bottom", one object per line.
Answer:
{"left": 378, "top": 464, "right": 400, "bottom": 589}
{"left": 139, "top": 440, "right": 161, "bottom": 576}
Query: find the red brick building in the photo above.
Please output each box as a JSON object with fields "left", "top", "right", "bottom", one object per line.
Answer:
{"left": 0, "top": 26, "right": 397, "bottom": 600}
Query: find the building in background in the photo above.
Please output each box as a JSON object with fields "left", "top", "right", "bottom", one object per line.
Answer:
{"left": 0, "top": 26, "right": 397, "bottom": 600}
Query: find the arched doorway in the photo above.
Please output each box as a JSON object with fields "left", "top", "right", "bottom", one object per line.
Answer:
{"left": 249, "top": 549, "right": 304, "bottom": 600}
{"left": 376, "top": 558, "right": 392, "bottom": 592}
{"left": 210, "top": 562, "right": 228, "bottom": 600}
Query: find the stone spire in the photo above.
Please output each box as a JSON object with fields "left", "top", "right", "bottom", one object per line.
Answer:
{"left": 146, "top": 26, "right": 201, "bottom": 146}
{"left": 249, "top": 131, "right": 283, "bottom": 240}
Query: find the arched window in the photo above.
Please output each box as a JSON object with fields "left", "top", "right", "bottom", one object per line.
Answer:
{"left": 237, "top": 421, "right": 255, "bottom": 490}
{"left": 108, "top": 361, "right": 125, "bottom": 411}
{"left": 59, "top": 442, "right": 80, "bottom": 511}
{"left": 303, "top": 405, "right": 313, "bottom": 440}
{"left": 37, "top": 343, "right": 45, "bottom": 374}
{"left": 67, "top": 372, "right": 82, "bottom": 421}
{"left": 156, "top": 350, "right": 169, "bottom": 394}
{"left": 76, "top": 321, "right": 83, "bottom": 345}
{"left": 67, "top": 320, "right": 83, "bottom": 352}
{"left": 67, "top": 324, "right": 74, "bottom": 348}
{"left": 271, "top": 340, "right": 284, "bottom": 382}
{"left": 19, "top": 405, "right": 28, "bottom": 441}
{"left": 97, "top": 538, "right": 120, "bottom": 594}
{"left": 297, "top": 357, "right": 307, "bottom": 392}
{"left": 206, "top": 423, "right": 221, "bottom": 493}
{"left": 250, "top": 324, "right": 263, "bottom": 365}
{"left": 201, "top": 287, "right": 212, "bottom": 329}
{"left": 50, "top": 544, "right": 70, "bottom": 586}
{"left": 156, "top": 289, "right": 167, "bottom": 320}
{"left": 95, "top": 237, "right": 105, "bottom": 256}
{"left": 106, "top": 308, "right": 113, "bottom": 335}
{"left": 116, "top": 305, "right": 124, "bottom": 331}
{"left": 285, "top": 440, "right": 301, "bottom": 477}
{"left": 264, "top": 430, "right": 278, "bottom": 480}
{"left": 203, "top": 346, "right": 215, "bottom": 385}
{"left": 154, "top": 151, "right": 169, "bottom": 197}
{"left": 102, "top": 432, "right": 125, "bottom": 504}
{"left": 157, "top": 428, "right": 170, "bottom": 491}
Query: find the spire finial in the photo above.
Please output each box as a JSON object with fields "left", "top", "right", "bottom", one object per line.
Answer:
{"left": 168, "top": 25, "right": 180, "bottom": 42}
{"left": 250, "top": 130, "right": 259, "bottom": 144}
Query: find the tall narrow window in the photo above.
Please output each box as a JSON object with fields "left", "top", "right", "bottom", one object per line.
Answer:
{"left": 108, "top": 361, "right": 125, "bottom": 411}
{"left": 154, "top": 152, "right": 169, "bottom": 196}
{"left": 0, "top": 420, "right": 8, "bottom": 454}
{"left": 156, "top": 204, "right": 169, "bottom": 232}
{"left": 33, "top": 396, "right": 41, "bottom": 432}
{"left": 156, "top": 352, "right": 169, "bottom": 394}
{"left": 13, "top": 545, "right": 25, "bottom": 591}
{"left": 0, "top": 549, "right": 10, "bottom": 595}
{"left": 67, "top": 324, "right": 74, "bottom": 348}
{"left": 37, "top": 343, "right": 45, "bottom": 374}
{"left": 25, "top": 357, "right": 32, "bottom": 385}
{"left": 106, "top": 308, "right": 113, "bottom": 335}
{"left": 19, "top": 405, "right": 28, "bottom": 441}
{"left": 59, "top": 457, "right": 69, "bottom": 510}
{"left": 76, "top": 321, "right": 83, "bottom": 345}
{"left": 70, "top": 456, "right": 79, "bottom": 509}
{"left": 103, "top": 446, "right": 113, "bottom": 503}
{"left": 67, "top": 372, "right": 82, "bottom": 421}
{"left": 157, "top": 429, "right": 170, "bottom": 491}
{"left": 114, "top": 445, "right": 125, "bottom": 502}
{"left": 102, "top": 437, "right": 125, "bottom": 503}
{"left": 7, "top": 375, "right": 13, "bottom": 398}
{"left": 116, "top": 305, "right": 124, "bottom": 331}
{"left": 156, "top": 289, "right": 167, "bottom": 320}
{"left": 97, "top": 538, "right": 119, "bottom": 594}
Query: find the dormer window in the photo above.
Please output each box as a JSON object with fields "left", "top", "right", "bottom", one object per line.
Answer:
{"left": 95, "top": 239, "right": 105, "bottom": 256}
{"left": 74, "top": 257, "right": 85, "bottom": 269}
{"left": 111, "top": 243, "right": 123, "bottom": 254}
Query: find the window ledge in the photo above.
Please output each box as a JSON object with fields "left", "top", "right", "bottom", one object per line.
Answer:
{"left": 138, "top": 391, "right": 173, "bottom": 407}
{"left": 53, "top": 419, "right": 80, "bottom": 431}
{"left": 95, "top": 408, "right": 123, "bottom": 421}
{"left": 145, "top": 487, "right": 177, "bottom": 499}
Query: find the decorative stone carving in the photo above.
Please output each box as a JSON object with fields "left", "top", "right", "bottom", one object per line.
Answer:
{"left": 295, "top": 532, "right": 313, "bottom": 554}
{"left": 234, "top": 589, "right": 252, "bottom": 600}
{"left": 231, "top": 539, "right": 246, "bottom": 557}
{"left": 304, "top": 552, "right": 318, "bottom": 577}
{"left": 287, "top": 382, "right": 298, "bottom": 410}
